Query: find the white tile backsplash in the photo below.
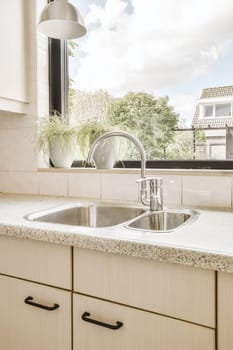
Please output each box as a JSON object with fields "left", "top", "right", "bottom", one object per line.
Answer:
{"left": 68, "top": 173, "right": 101, "bottom": 199}
{"left": 0, "top": 113, "right": 12, "bottom": 129}
{"left": 101, "top": 174, "right": 139, "bottom": 202}
{"left": 0, "top": 168, "right": 233, "bottom": 210}
{"left": 39, "top": 173, "right": 68, "bottom": 196}
{"left": 0, "top": 130, "right": 12, "bottom": 171}
{"left": 11, "top": 114, "right": 37, "bottom": 129}
{"left": 160, "top": 175, "right": 182, "bottom": 207}
{"left": 183, "top": 175, "right": 232, "bottom": 208}
{"left": 10, "top": 127, "right": 38, "bottom": 172}
{"left": 10, "top": 172, "right": 39, "bottom": 194}
{"left": 0, "top": 172, "right": 11, "bottom": 193}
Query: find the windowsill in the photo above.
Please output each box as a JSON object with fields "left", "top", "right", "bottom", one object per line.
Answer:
{"left": 201, "top": 116, "right": 232, "bottom": 119}
{"left": 38, "top": 167, "right": 233, "bottom": 176}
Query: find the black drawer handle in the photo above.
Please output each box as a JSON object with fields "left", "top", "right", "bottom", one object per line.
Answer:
{"left": 24, "top": 296, "right": 59, "bottom": 311}
{"left": 81, "top": 312, "right": 123, "bottom": 330}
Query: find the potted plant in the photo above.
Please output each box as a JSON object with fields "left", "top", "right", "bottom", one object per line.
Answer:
{"left": 38, "top": 114, "right": 78, "bottom": 168}
{"left": 77, "top": 119, "right": 117, "bottom": 169}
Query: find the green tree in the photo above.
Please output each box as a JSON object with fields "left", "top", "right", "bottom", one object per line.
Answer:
{"left": 108, "top": 92, "right": 178, "bottom": 159}
{"left": 167, "top": 131, "right": 194, "bottom": 159}
{"left": 70, "top": 90, "right": 113, "bottom": 123}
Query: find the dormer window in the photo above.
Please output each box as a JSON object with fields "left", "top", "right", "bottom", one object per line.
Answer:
{"left": 215, "top": 103, "right": 231, "bottom": 117}
{"left": 204, "top": 105, "right": 214, "bottom": 117}
{"left": 202, "top": 103, "right": 232, "bottom": 118}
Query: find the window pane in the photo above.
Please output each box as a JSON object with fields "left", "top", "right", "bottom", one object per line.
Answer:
{"left": 215, "top": 103, "right": 231, "bottom": 117}
{"left": 68, "top": 0, "right": 233, "bottom": 162}
{"left": 204, "top": 105, "right": 214, "bottom": 117}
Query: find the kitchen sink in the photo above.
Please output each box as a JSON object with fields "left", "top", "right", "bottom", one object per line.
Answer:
{"left": 126, "top": 209, "right": 198, "bottom": 233}
{"left": 25, "top": 204, "right": 145, "bottom": 228}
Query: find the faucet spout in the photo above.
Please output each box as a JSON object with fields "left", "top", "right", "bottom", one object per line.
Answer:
{"left": 86, "top": 130, "right": 149, "bottom": 206}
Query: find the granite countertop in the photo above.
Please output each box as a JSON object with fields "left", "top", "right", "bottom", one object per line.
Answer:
{"left": 1, "top": 193, "right": 233, "bottom": 273}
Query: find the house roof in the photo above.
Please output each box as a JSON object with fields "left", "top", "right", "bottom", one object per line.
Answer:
{"left": 192, "top": 85, "right": 233, "bottom": 128}
{"left": 200, "top": 85, "right": 233, "bottom": 98}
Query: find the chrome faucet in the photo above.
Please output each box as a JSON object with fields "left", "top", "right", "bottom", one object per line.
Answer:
{"left": 136, "top": 177, "right": 163, "bottom": 211}
{"left": 86, "top": 130, "right": 163, "bottom": 211}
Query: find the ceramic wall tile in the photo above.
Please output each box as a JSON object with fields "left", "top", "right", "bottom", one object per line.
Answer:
{"left": 10, "top": 127, "right": 38, "bottom": 172}
{"left": 183, "top": 175, "right": 231, "bottom": 208}
{"left": 68, "top": 173, "right": 101, "bottom": 199}
{"left": 11, "top": 114, "right": 37, "bottom": 129}
{"left": 0, "top": 112, "right": 12, "bottom": 129}
{"left": 0, "top": 129, "right": 12, "bottom": 171}
{"left": 0, "top": 172, "right": 11, "bottom": 193}
{"left": 39, "top": 173, "right": 68, "bottom": 196}
{"left": 157, "top": 175, "right": 182, "bottom": 207}
{"left": 10, "top": 172, "right": 39, "bottom": 194}
{"left": 101, "top": 174, "right": 139, "bottom": 202}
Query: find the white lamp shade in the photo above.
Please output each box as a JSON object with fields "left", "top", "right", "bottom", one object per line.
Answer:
{"left": 38, "top": 0, "right": 87, "bottom": 39}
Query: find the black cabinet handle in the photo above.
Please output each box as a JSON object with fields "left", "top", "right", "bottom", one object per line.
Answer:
{"left": 81, "top": 312, "right": 123, "bottom": 330}
{"left": 24, "top": 296, "right": 59, "bottom": 311}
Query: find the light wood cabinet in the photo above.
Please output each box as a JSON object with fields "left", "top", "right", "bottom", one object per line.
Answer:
{"left": 0, "top": 274, "right": 71, "bottom": 350}
{"left": 74, "top": 247, "right": 215, "bottom": 327}
{"left": 74, "top": 293, "right": 215, "bottom": 350}
{"left": 0, "top": 236, "right": 72, "bottom": 289}
{"left": 0, "top": 0, "right": 28, "bottom": 113}
{"left": 218, "top": 272, "right": 233, "bottom": 350}
{"left": 0, "top": 236, "right": 218, "bottom": 350}
{"left": 0, "top": 237, "right": 72, "bottom": 350}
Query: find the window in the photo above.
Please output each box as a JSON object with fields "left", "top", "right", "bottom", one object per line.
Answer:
{"left": 202, "top": 103, "right": 232, "bottom": 118}
{"left": 50, "top": 0, "right": 233, "bottom": 169}
{"left": 204, "top": 105, "right": 214, "bottom": 117}
{"left": 215, "top": 103, "right": 231, "bottom": 117}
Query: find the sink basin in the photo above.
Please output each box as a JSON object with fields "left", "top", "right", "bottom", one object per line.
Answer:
{"left": 126, "top": 209, "right": 198, "bottom": 233}
{"left": 25, "top": 204, "right": 145, "bottom": 228}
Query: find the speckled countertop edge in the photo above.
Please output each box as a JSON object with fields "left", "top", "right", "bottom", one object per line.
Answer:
{"left": 1, "top": 219, "right": 233, "bottom": 274}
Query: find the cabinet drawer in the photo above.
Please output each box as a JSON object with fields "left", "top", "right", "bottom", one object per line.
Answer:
{"left": 74, "top": 294, "right": 215, "bottom": 350}
{"left": 0, "top": 236, "right": 71, "bottom": 289}
{"left": 0, "top": 275, "right": 71, "bottom": 350}
{"left": 74, "top": 248, "right": 215, "bottom": 327}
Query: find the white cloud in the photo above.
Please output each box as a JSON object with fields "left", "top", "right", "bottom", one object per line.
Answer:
{"left": 75, "top": 0, "right": 233, "bottom": 96}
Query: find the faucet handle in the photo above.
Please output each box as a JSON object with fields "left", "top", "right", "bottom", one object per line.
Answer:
{"left": 137, "top": 177, "right": 163, "bottom": 211}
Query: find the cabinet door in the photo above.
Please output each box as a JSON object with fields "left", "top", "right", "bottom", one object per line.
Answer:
{"left": 74, "top": 248, "right": 215, "bottom": 327}
{"left": 74, "top": 294, "right": 215, "bottom": 350}
{"left": 0, "top": 0, "right": 28, "bottom": 113}
{"left": 218, "top": 272, "right": 233, "bottom": 350}
{"left": 0, "top": 236, "right": 72, "bottom": 289}
{"left": 0, "top": 275, "right": 71, "bottom": 350}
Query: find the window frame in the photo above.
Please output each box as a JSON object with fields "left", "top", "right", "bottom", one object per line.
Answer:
{"left": 48, "top": 19, "right": 233, "bottom": 170}
{"left": 215, "top": 103, "right": 232, "bottom": 118}
{"left": 203, "top": 104, "right": 214, "bottom": 118}
{"left": 201, "top": 102, "right": 233, "bottom": 119}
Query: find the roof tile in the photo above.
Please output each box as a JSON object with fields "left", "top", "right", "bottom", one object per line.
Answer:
{"left": 201, "top": 85, "right": 233, "bottom": 98}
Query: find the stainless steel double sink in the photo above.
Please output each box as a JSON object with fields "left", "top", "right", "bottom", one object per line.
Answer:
{"left": 25, "top": 203, "right": 198, "bottom": 233}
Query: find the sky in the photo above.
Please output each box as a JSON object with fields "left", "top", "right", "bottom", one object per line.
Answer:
{"left": 70, "top": 0, "right": 233, "bottom": 125}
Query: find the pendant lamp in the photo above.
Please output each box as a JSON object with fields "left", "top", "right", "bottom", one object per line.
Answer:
{"left": 38, "top": 0, "right": 86, "bottom": 39}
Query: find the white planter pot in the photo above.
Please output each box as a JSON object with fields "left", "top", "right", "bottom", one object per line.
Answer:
{"left": 92, "top": 139, "right": 116, "bottom": 169}
{"left": 49, "top": 135, "right": 75, "bottom": 168}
